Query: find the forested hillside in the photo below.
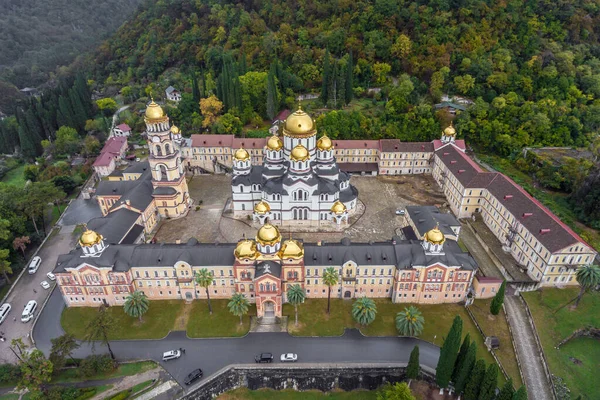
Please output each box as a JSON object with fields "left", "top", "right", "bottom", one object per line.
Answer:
{"left": 0, "top": 0, "right": 145, "bottom": 88}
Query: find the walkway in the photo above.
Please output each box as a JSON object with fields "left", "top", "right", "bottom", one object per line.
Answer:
{"left": 504, "top": 296, "right": 553, "bottom": 400}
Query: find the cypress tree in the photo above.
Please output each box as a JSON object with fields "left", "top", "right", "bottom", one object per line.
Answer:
{"left": 497, "top": 378, "right": 515, "bottom": 400}
{"left": 406, "top": 345, "right": 420, "bottom": 380}
{"left": 266, "top": 68, "right": 277, "bottom": 120}
{"left": 453, "top": 342, "right": 477, "bottom": 394}
{"left": 490, "top": 281, "right": 507, "bottom": 315}
{"left": 320, "top": 49, "right": 331, "bottom": 105}
{"left": 192, "top": 73, "right": 201, "bottom": 102}
{"left": 58, "top": 95, "right": 76, "bottom": 128}
{"left": 435, "top": 315, "right": 463, "bottom": 388}
{"left": 463, "top": 359, "right": 486, "bottom": 400}
{"left": 452, "top": 333, "right": 471, "bottom": 382}
{"left": 18, "top": 125, "right": 38, "bottom": 159}
{"left": 0, "top": 123, "right": 9, "bottom": 154}
{"left": 329, "top": 60, "right": 339, "bottom": 108}
{"left": 479, "top": 363, "right": 499, "bottom": 400}
{"left": 336, "top": 62, "right": 346, "bottom": 109}
{"left": 512, "top": 386, "right": 527, "bottom": 400}
{"left": 69, "top": 87, "right": 87, "bottom": 130}
{"left": 345, "top": 49, "right": 353, "bottom": 105}
{"left": 200, "top": 69, "right": 207, "bottom": 98}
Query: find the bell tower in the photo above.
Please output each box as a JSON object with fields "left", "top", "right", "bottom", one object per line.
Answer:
{"left": 145, "top": 100, "right": 190, "bottom": 218}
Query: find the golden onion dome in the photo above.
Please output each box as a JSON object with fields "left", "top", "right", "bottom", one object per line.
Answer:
{"left": 290, "top": 144, "right": 309, "bottom": 161}
{"left": 317, "top": 134, "right": 333, "bottom": 151}
{"left": 145, "top": 101, "right": 165, "bottom": 120}
{"left": 424, "top": 226, "right": 446, "bottom": 245}
{"left": 267, "top": 134, "right": 283, "bottom": 151}
{"left": 444, "top": 122, "right": 456, "bottom": 137}
{"left": 234, "top": 239, "right": 258, "bottom": 259}
{"left": 171, "top": 125, "right": 180, "bottom": 134}
{"left": 330, "top": 200, "right": 347, "bottom": 215}
{"left": 254, "top": 201, "right": 271, "bottom": 215}
{"left": 283, "top": 106, "right": 315, "bottom": 137}
{"left": 79, "top": 229, "right": 103, "bottom": 247}
{"left": 234, "top": 147, "right": 250, "bottom": 161}
{"left": 279, "top": 239, "right": 304, "bottom": 259}
{"left": 256, "top": 223, "right": 281, "bottom": 246}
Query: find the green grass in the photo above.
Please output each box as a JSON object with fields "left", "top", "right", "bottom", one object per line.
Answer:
{"left": 53, "top": 361, "right": 156, "bottom": 383}
{"left": 218, "top": 388, "right": 378, "bottom": 400}
{"left": 61, "top": 300, "right": 183, "bottom": 340}
{"left": 130, "top": 379, "right": 154, "bottom": 394}
{"left": 1, "top": 165, "right": 26, "bottom": 187}
{"left": 187, "top": 299, "right": 256, "bottom": 338}
{"left": 522, "top": 288, "right": 600, "bottom": 399}
{"left": 0, "top": 394, "right": 20, "bottom": 400}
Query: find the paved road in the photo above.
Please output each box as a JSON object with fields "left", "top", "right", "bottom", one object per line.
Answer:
{"left": 34, "top": 290, "right": 441, "bottom": 393}
{"left": 59, "top": 199, "right": 102, "bottom": 226}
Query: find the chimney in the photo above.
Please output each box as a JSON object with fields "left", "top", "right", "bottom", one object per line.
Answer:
{"left": 218, "top": 141, "right": 222, "bottom": 145}
{"left": 421, "top": 144, "right": 425, "bottom": 151}
{"left": 444, "top": 152, "right": 450, "bottom": 156}
{"left": 458, "top": 169, "right": 466, "bottom": 173}
{"left": 395, "top": 145, "right": 399, "bottom": 150}
{"left": 451, "top": 160, "right": 457, "bottom": 164}
{"left": 125, "top": 199, "right": 130, "bottom": 206}
{"left": 203, "top": 140, "right": 206, "bottom": 144}
{"left": 364, "top": 143, "right": 367, "bottom": 147}
{"left": 175, "top": 239, "right": 181, "bottom": 244}
{"left": 540, "top": 228, "right": 551, "bottom": 234}
{"left": 504, "top": 195, "right": 513, "bottom": 200}
{"left": 523, "top": 212, "right": 533, "bottom": 218}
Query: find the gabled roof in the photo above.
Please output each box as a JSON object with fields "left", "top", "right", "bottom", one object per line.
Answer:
{"left": 232, "top": 138, "right": 267, "bottom": 149}
{"left": 406, "top": 206, "right": 460, "bottom": 237}
{"left": 379, "top": 140, "right": 434, "bottom": 153}
{"left": 93, "top": 151, "right": 117, "bottom": 167}
{"left": 87, "top": 208, "right": 141, "bottom": 244}
{"left": 435, "top": 144, "right": 482, "bottom": 187}
{"left": 116, "top": 123, "right": 131, "bottom": 132}
{"left": 333, "top": 140, "right": 380, "bottom": 150}
{"left": 165, "top": 86, "right": 178, "bottom": 94}
{"left": 273, "top": 109, "right": 291, "bottom": 123}
{"left": 190, "top": 134, "right": 234, "bottom": 148}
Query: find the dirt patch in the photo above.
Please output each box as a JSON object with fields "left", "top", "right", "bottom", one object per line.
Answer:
{"left": 174, "top": 303, "right": 194, "bottom": 330}
{"left": 569, "top": 357, "right": 583, "bottom": 365}
{"left": 411, "top": 380, "right": 457, "bottom": 400}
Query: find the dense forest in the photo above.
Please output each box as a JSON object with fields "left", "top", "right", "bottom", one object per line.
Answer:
{"left": 0, "top": 0, "right": 145, "bottom": 89}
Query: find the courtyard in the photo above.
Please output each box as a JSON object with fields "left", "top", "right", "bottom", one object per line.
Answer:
{"left": 154, "top": 173, "right": 447, "bottom": 244}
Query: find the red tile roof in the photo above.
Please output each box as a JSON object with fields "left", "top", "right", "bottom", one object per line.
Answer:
{"left": 273, "top": 109, "right": 291, "bottom": 122}
{"left": 232, "top": 138, "right": 267, "bottom": 149}
{"left": 333, "top": 140, "right": 380, "bottom": 149}
{"left": 116, "top": 123, "right": 131, "bottom": 132}
{"left": 436, "top": 144, "right": 482, "bottom": 187}
{"left": 190, "top": 134, "right": 234, "bottom": 147}
{"left": 379, "top": 140, "right": 433, "bottom": 152}
{"left": 93, "top": 151, "right": 116, "bottom": 167}
{"left": 103, "top": 137, "right": 127, "bottom": 154}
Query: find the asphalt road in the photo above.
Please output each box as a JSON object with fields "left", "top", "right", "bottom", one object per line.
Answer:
{"left": 34, "top": 290, "right": 441, "bottom": 392}
{"left": 59, "top": 199, "right": 102, "bottom": 226}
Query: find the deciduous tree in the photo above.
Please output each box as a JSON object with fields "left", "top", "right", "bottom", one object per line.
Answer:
{"left": 376, "top": 382, "right": 415, "bottom": 400}
{"left": 84, "top": 304, "right": 116, "bottom": 360}
{"left": 199, "top": 96, "right": 223, "bottom": 128}
{"left": 50, "top": 333, "right": 80, "bottom": 371}
{"left": 12, "top": 236, "right": 30, "bottom": 257}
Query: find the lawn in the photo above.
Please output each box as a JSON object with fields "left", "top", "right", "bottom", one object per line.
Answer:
{"left": 1, "top": 165, "right": 25, "bottom": 187}
{"left": 53, "top": 361, "right": 156, "bottom": 383}
{"left": 218, "top": 388, "right": 378, "bottom": 400}
{"left": 61, "top": 300, "right": 183, "bottom": 340}
{"left": 187, "top": 299, "right": 256, "bottom": 338}
{"left": 522, "top": 288, "right": 600, "bottom": 399}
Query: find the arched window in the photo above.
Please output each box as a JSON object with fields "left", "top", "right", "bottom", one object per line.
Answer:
{"left": 155, "top": 145, "right": 162, "bottom": 156}
{"left": 259, "top": 284, "right": 264, "bottom": 292}
{"left": 249, "top": 284, "right": 254, "bottom": 291}
{"left": 240, "top": 186, "right": 244, "bottom": 193}
{"left": 156, "top": 164, "right": 168, "bottom": 181}
{"left": 240, "top": 284, "right": 245, "bottom": 292}
{"left": 165, "top": 143, "right": 171, "bottom": 154}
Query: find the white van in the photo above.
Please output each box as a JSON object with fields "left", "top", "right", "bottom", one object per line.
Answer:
{"left": 0, "top": 303, "right": 11, "bottom": 324}
{"left": 162, "top": 349, "right": 181, "bottom": 361}
{"left": 28, "top": 256, "right": 42, "bottom": 274}
{"left": 21, "top": 300, "right": 37, "bottom": 323}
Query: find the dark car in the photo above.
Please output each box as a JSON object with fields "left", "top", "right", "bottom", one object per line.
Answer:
{"left": 254, "top": 353, "right": 274, "bottom": 363}
{"left": 184, "top": 368, "right": 203, "bottom": 385}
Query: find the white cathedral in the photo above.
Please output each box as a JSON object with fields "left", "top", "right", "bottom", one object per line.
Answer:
{"left": 231, "top": 107, "right": 358, "bottom": 226}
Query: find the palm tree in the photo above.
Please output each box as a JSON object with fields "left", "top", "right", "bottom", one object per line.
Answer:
{"left": 228, "top": 293, "right": 250, "bottom": 325}
{"left": 352, "top": 297, "right": 377, "bottom": 326}
{"left": 195, "top": 268, "right": 214, "bottom": 314}
{"left": 84, "top": 304, "right": 116, "bottom": 360}
{"left": 50, "top": 333, "right": 80, "bottom": 367}
{"left": 575, "top": 264, "right": 600, "bottom": 307}
{"left": 124, "top": 290, "right": 149, "bottom": 322}
{"left": 287, "top": 284, "right": 306, "bottom": 326}
{"left": 323, "top": 267, "right": 339, "bottom": 315}
{"left": 395, "top": 306, "right": 425, "bottom": 337}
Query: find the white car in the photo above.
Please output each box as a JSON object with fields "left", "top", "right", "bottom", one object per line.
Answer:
{"left": 40, "top": 281, "right": 50, "bottom": 290}
{"left": 280, "top": 353, "right": 298, "bottom": 362}
{"left": 395, "top": 209, "right": 406, "bottom": 215}
{"left": 0, "top": 303, "right": 11, "bottom": 324}
{"left": 162, "top": 350, "right": 181, "bottom": 361}
{"left": 46, "top": 272, "right": 56, "bottom": 281}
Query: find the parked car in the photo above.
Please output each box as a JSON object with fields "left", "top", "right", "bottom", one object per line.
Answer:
{"left": 395, "top": 209, "right": 406, "bottom": 215}
{"left": 21, "top": 300, "right": 37, "bottom": 323}
{"left": 28, "top": 256, "right": 42, "bottom": 274}
{"left": 255, "top": 353, "right": 273, "bottom": 363}
{"left": 0, "top": 303, "right": 11, "bottom": 324}
{"left": 40, "top": 281, "right": 50, "bottom": 290}
{"left": 184, "top": 368, "right": 203, "bottom": 385}
{"left": 162, "top": 350, "right": 181, "bottom": 361}
{"left": 46, "top": 272, "right": 56, "bottom": 281}
{"left": 280, "top": 353, "right": 298, "bottom": 362}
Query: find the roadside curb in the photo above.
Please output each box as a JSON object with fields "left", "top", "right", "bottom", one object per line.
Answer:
{"left": 30, "top": 285, "right": 58, "bottom": 346}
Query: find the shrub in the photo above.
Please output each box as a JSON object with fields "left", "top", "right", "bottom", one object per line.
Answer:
{"left": 0, "top": 363, "right": 22, "bottom": 383}
{"left": 107, "top": 389, "right": 131, "bottom": 400}
{"left": 79, "top": 354, "right": 116, "bottom": 377}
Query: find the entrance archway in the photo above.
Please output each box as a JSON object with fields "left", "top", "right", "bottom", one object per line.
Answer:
{"left": 185, "top": 292, "right": 192, "bottom": 301}
{"left": 263, "top": 301, "right": 275, "bottom": 317}
{"left": 344, "top": 291, "right": 352, "bottom": 298}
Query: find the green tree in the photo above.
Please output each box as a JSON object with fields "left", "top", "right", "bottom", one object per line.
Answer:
{"left": 286, "top": 284, "right": 305, "bottom": 326}
{"left": 574, "top": 264, "right": 600, "bottom": 307}
{"left": 454, "top": 74, "right": 475, "bottom": 95}
{"left": 497, "top": 378, "right": 515, "bottom": 400}
{"left": 323, "top": 266, "right": 338, "bottom": 315}
{"left": 84, "top": 304, "right": 116, "bottom": 360}
{"left": 228, "top": 293, "right": 250, "bottom": 325}
{"left": 191, "top": 73, "right": 200, "bottom": 103}
{"left": 215, "top": 113, "right": 243, "bottom": 135}
{"left": 199, "top": 96, "right": 223, "bottom": 128}
{"left": 452, "top": 333, "right": 471, "bottom": 382}
{"left": 395, "top": 306, "right": 424, "bottom": 337}
{"left": 406, "top": 346, "right": 420, "bottom": 381}
{"left": 23, "top": 181, "right": 66, "bottom": 235}
{"left": 50, "top": 333, "right": 80, "bottom": 371}
{"left": 82, "top": 135, "right": 101, "bottom": 156}
{"left": 376, "top": 382, "right": 415, "bottom": 400}
{"left": 320, "top": 49, "right": 331, "bottom": 105}
{"left": 23, "top": 164, "right": 39, "bottom": 181}
{"left": 54, "top": 126, "right": 80, "bottom": 157}
{"left": 490, "top": 281, "right": 507, "bottom": 315}
{"left": 373, "top": 62, "right": 391, "bottom": 85}
{"left": 17, "top": 349, "right": 53, "bottom": 395}
{"left": 266, "top": 67, "right": 277, "bottom": 120}
{"left": 352, "top": 297, "right": 377, "bottom": 326}
{"left": 479, "top": 363, "right": 499, "bottom": 400}
{"left": 435, "top": 315, "right": 463, "bottom": 389}
{"left": 52, "top": 175, "right": 77, "bottom": 195}
{"left": 391, "top": 34, "right": 412, "bottom": 59}
{"left": 345, "top": 50, "right": 353, "bottom": 105}
{"left": 195, "top": 268, "right": 214, "bottom": 314}
{"left": 124, "top": 290, "right": 149, "bottom": 322}
{"left": 453, "top": 342, "right": 477, "bottom": 394}
{"left": 18, "top": 125, "right": 39, "bottom": 159}
{"left": 0, "top": 249, "right": 13, "bottom": 283}
{"left": 513, "top": 385, "right": 527, "bottom": 400}
{"left": 463, "top": 359, "right": 486, "bottom": 400}
{"left": 96, "top": 98, "right": 118, "bottom": 118}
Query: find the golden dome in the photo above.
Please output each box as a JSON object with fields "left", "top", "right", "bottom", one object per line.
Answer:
{"left": 267, "top": 134, "right": 283, "bottom": 151}
{"left": 424, "top": 226, "right": 446, "bottom": 245}
{"left": 290, "top": 145, "right": 309, "bottom": 161}
{"left": 256, "top": 223, "right": 281, "bottom": 246}
{"left": 234, "top": 239, "right": 258, "bottom": 259}
{"left": 283, "top": 106, "right": 315, "bottom": 137}
{"left": 145, "top": 101, "right": 165, "bottom": 120}
{"left": 171, "top": 125, "right": 180, "bottom": 134}
{"left": 330, "top": 200, "right": 347, "bottom": 215}
{"left": 254, "top": 201, "right": 271, "bottom": 215}
{"left": 79, "top": 229, "right": 103, "bottom": 247}
{"left": 279, "top": 239, "right": 304, "bottom": 259}
{"left": 444, "top": 122, "right": 456, "bottom": 137}
{"left": 234, "top": 147, "right": 250, "bottom": 161}
{"left": 317, "top": 134, "right": 333, "bottom": 151}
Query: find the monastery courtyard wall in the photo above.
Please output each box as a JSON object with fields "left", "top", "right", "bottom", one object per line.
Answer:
{"left": 153, "top": 173, "right": 447, "bottom": 244}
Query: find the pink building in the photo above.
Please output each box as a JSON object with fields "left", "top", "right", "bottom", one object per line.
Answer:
{"left": 93, "top": 137, "right": 128, "bottom": 177}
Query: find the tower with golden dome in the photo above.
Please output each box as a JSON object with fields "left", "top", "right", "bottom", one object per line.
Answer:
{"left": 232, "top": 106, "right": 358, "bottom": 226}
{"left": 145, "top": 100, "right": 190, "bottom": 218}
{"left": 441, "top": 122, "right": 456, "bottom": 144}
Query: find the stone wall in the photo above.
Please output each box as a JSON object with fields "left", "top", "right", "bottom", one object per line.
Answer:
{"left": 181, "top": 363, "right": 436, "bottom": 400}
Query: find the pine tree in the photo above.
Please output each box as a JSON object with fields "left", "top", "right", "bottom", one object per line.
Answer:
{"left": 24, "top": 109, "right": 44, "bottom": 143}
{"left": 345, "top": 49, "right": 353, "bottom": 105}
{"left": 478, "top": 363, "right": 499, "bottom": 400}
{"left": 452, "top": 333, "right": 471, "bottom": 382}
{"left": 463, "top": 359, "right": 486, "bottom": 400}
{"left": 18, "top": 125, "right": 38, "bottom": 159}
{"left": 497, "top": 378, "right": 515, "bottom": 400}
{"left": 320, "top": 49, "right": 331, "bottom": 105}
{"left": 266, "top": 68, "right": 277, "bottom": 120}
{"left": 490, "top": 281, "right": 507, "bottom": 315}
{"left": 512, "top": 385, "right": 527, "bottom": 400}
{"left": 453, "top": 341, "right": 477, "bottom": 394}
{"left": 406, "top": 345, "right": 420, "bottom": 380}
{"left": 435, "top": 315, "right": 463, "bottom": 389}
